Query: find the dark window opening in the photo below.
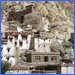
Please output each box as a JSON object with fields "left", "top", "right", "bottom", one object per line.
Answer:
{"left": 12, "top": 56, "right": 14, "bottom": 58}
{"left": 34, "top": 32, "right": 40, "bottom": 37}
{"left": 7, "top": 48, "right": 10, "bottom": 52}
{"left": 15, "top": 35, "right": 18, "bottom": 39}
{"left": 5, "top": 35, "right": 7, "bottom": 39}
{"left": 21, "top": 16, "right": 24, "bottom": 23}
{"left": 26, "top": 40, "right": 28, "bottom": 43}
{"left": 35, "top": 67, "right": 45, "bottom": 70}
{"left": 7, "top": 57, "right": 10, "bottom": 61}
{"left": 19, "top": 41, "right": 23, "bottom": 46}
{"left": 22, "top": 35, "right": 27, "bottom": 40}
{"left": 44, "top": 56, "right": 48, "bottom": 62}
{"left": 51, "top": 58, "right": 54, "bottom": 61}
{"left": 49, "top": 39, "right": 50, "bottom": 42}
{"left": 48, "top": 25, "right": 50, "bottom": 27}
{"left": 38, "top": 45, "right": 40, "bottom": 47}
{"left": 51, "top": 56, "right": 57, "bottom": 61}
{"left": 35, "top": 56, "right": 40, "bottom": 60}
{"left": 44, "top": 66, "right": 57, "bottom": 70}
{"left": 10, "top": 38, "right": 13, "bottom": 42}
{"left": 34, "top": 32, "right": 39, "bottom": 35}
{"left": 15, "top": 41, "right": 17, "bottom": 46}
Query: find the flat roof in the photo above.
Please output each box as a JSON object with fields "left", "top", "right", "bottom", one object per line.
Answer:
{"left": 26, "top": 51, "right": 60, "bottom": 55}
{"left": 2, "top": 31, "right": 32, "bottom": 36}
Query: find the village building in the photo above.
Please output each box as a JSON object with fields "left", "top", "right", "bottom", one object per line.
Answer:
{"left": 8, "top": 4, "right": 43, "bottom": 31}
{"left": 1, "top": 31, "right": 31, "bottom": 65}
{"left": 1, "top": 4, "right": 74, "bottom": 74}
{"left": 1, "top": 30, "right": 55, "bottom": 65}
{"left": 8, "top": 5, "right": 34, "bottom": 23}
{"left": 26, "top": 51, "right": 60, "bottom": 64}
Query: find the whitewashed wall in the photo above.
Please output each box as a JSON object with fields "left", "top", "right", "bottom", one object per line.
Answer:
{"left": 17, "top": 34, "right": 31, "bottom": 50}
{"left": 2, "top": 33, "right": 31, "bottom": 65}
{"left": 2, "top": 31, "right": 58, "bottom": 65}
{"left": 61, "top": 66, "right": 74, "bottom": 74}
{"left": 34, "top": 38, "right": 51, "bottom": 52}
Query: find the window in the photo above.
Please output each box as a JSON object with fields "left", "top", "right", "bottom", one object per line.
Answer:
{"left": 51, "top": 58, "right": 53, "bottom": 61}
{"left": 5, "top": 35, "right": 7, "bottom": 39}
{"left": 7, "top": 48, "right": 10, "bottom": 52}
{"left": 21, "top": 16, "right": 24, "bottom": 23}
{"left": 15, "top": 41, "right": 17, "bottom": 46}
{"left": 49, "top": 39, "right": 50, "bottom": 42}
{"left": 51, "top": 56, "right": 57, "bottom": 62}
{"left": 48, "top": 25, "right": 50, "bottom": 27}
{"left": 15, "top": 35, "right": 18, "bottom": 39}
{"left": 22, "top": 35, "right": 27, "bottom": 40}
{"left": 34, "top": 32, "right": 39, "bottom": 35}
{"left": 44, "top": 56, "right": 48, "bottom": 62}
{"left": 44, "top": 45, "right": 45, "bottom": 47}
{"left": 10, "top": 38, "right": 13, "bottom": 42}
{"left": 35, "top": 56, "right": 40, "bottom": 60}
{"left": 19, "top": 41, "right": 23, "bottom": 46}
{"left": 38, "top": 45, "right": 40, "bottom": 47}
{"left": 26, "top": 40, "right": 28, "bottom": 43}
{"left": 7, "top": 57, "right": 10, "bottom": 61}
{"left": 12, "top": 56, "right": 14, "bottom": 58}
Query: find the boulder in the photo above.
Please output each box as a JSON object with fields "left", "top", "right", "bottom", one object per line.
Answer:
{"left": 50, "top": 41, "right": 64, "bottom": 57}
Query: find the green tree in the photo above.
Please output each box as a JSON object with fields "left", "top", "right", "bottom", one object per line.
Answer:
{"left": 1, "top": 61, "right": 11, "bottom": 74}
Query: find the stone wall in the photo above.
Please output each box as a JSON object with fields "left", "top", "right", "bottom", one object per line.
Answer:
{"left": 6, "top": 65, "right": 74, "bottom": 74}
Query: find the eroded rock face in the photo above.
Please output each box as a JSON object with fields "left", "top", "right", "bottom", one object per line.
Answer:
{"left": 2, "top": 2, "right": 74, "bottom": 41}
{"left": 50, "top": 41, "right": 65, "bottom": 57}
{"left": 36, "top": 2, "right": 74, "bottom": 41}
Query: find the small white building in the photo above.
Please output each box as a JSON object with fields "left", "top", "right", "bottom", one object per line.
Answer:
{"left": 1, "top": 31, "right": 32, "bottom": 66}
{"left": 34, "top": 38, "right": 51, "bottom": 52}
{"left": 2, "top": 29, "right": 57, "bottom": 66}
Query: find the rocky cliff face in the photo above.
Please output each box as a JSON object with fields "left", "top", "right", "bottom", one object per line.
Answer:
{"left": 2, "top": 2, "right": 74, "bottom": 42}
{"left": 36, "top": 2, "right": 74, "bottom": 41}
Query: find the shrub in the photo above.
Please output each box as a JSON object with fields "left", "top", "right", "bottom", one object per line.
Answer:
{"left": 1, "top": 61, "right": 11, "bottom": 74}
